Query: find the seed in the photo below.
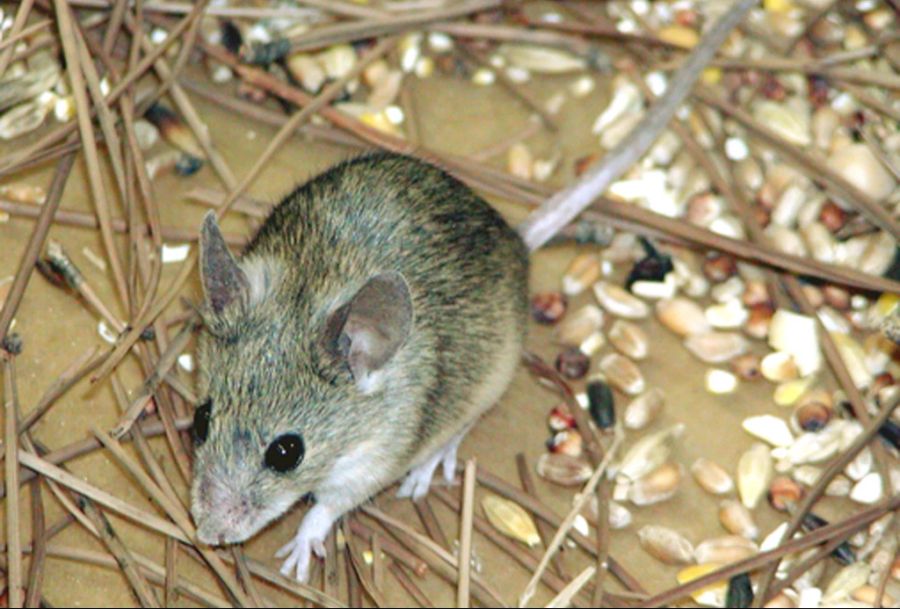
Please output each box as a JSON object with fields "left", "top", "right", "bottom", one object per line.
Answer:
{"left": 630, "top": 275, "right": 677, "bottom": 300}
{"left": 706, "top": 369, "right": 739, "bottom": 394}
{"left": 849, "top": 472, "right": 883, "bottom": 505}
{"left": 695, "top": 536, "right": 758, "bottom": 566}
{"left": 860, "top": 230, "right": 896, "bottom": 278}
{"left": 599, "top": 353, "right": 645, "bottom": 396}
{"left": 607, "top": 501, "right": 632, "bottom": 530}
{"left": 507, "top": 143, "right": 533, "bottom": 180}
{"left": 731, "top": 354, "right": 762, "bottom": 381}
{"left": 498, "top": 43, "right": 586, "bottom": 74}
{"left": 823, "top": 563, "right": 872, "bottom": 604}
{"left": 619, "top": 424, "right": 685, "bottom": 482}
{"left": 687, "top": 192, "right": 725, "bottom": 227}
{"left": 760, "top": 351, "right": 799, "bottom": 382}
{"left": 638, "top": 525, "right": 695, "bottom": 565}
{"left": 845, "top": 447, "right": 872, "bottom": 482}
{"left": 623, "top": 388, "right": 665, "bottom": 430}
{"left": 677, "top": 564, "right": 728, "bottom": 607}
{"left": 536, "top": 453, "right": 592, "bottom": 486}
{"left": 574, "top": 153, "right": 599, "bottom": 177}
{"left": 763, "top": 592, "right": 795, "bottom": 608}
{"left": 719, "top": 499, "right": 759, "bottom": 540}
{"left": 587, "top": 380, "right": 615, "bottom": 430}
{"left": 685, "top": 332, "right": 749, "bottom": 364}
{"left": 802, "top": 513, "right": 856, "bottom": 564}
{"left": 787, "top": 430, "right": 842, "bottom": 465}
{"left": 793, "top": 402, "right": 832, "bottom": 432}
{"left": 692, "top": 458, "right": 734, "bottom": 495}
{"left": 702, "top": 253, "right": 738, "bottom": 283}
{"left": 593, "top": 281, "right": 649, "bottom": 319}
{"left": 768, "top": 310, "right": 822, "bottom": 377}
{"left": 742, "top": 280, "right": 772, "bottom": 308}
{"left": 144, "top": 103, "right": 205, "bottom": 159}
{"left": 753, "top": 99, "right": 811, "bottom": 147}
{"left": 554, "top": 304, "right": 604, "bottom": 347}
{"left": 738, "top": 443, "right": 773, "bottom": 509}
{"left": 608, "top": 320, "right": 649, "bottom": 360}
{"left": 774, "top": 378, "right": 815, "bottom": 408}
{"left": 818, "top": 200, "right": 848, "bottom": 233}
{"left": 547, "top": 429, "right": 583, "bottom": 457}
{"left": 744, "top": 303, "right": 774, "bottom": 339}
{"left": 625, "top": 239, "right": 674, "bottom": 290}
{"left": 851, "top": 584, "right": 895, "bottom": 607}
{"left": 547, "top": 403, "right": 576, "bottom": 432}
{"left": 831, "top": 333, "right": 873, "bottom": 389}
{"left": 706, "top": 299, "right": 749, "bottom": 329}
{"left": 562, "top": 253, "right": 601, "bottom": 296}
{"left": 0, "top": 97, "right": 53, "bottom": 140}
{"left": 767, "top": 476, "right": 804, "bottom": 512}
{"left": 287, "top": 53, "right": 326, "bottom": 93}
{"left": 531, "top": 292, "right": 567, "bottom": 324}
{"left": 555, "top": 347, "right": 590, "bottom": 380}
{"left": 656, "top": 298, "right": 711, "bottom": 336}
{"left": 0, "top": 183, "right": 46, "bottom": 204}
{"left": 742, "top": 415, "right": 794, "bottom": 447}
{"left": 482, "top": 495, "right": 541, "bottom": 547}
{"left": 628, "top": 462, "right": 683, "bottom": 506}
{"left": 827, "top": 143, "right": 895, "bottom": 201}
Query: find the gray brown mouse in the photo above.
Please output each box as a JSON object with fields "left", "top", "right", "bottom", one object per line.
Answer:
{"left": 190, "top": 151, "right": 528, "bottom": 582}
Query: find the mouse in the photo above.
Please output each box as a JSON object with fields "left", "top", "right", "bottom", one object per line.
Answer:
{"left": 190, "top": 151, "right": 528, "bottom": 582}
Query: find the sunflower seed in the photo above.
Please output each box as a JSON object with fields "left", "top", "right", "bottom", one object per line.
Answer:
{"left": 638, "top": 525, "right": 695, "bottom": 565}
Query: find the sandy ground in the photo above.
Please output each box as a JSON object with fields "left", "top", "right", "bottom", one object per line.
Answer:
{"left": 0, "top": 58, "right": 855, "bottom": 607}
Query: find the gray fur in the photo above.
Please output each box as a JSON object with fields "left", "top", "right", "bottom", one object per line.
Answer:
{"left": 191, "top": 151, "right": 528, "bottom": 545}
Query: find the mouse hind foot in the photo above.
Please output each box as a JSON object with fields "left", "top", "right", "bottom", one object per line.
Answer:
{"left": 397, "top": 427, "right": 468, "bottom": 500}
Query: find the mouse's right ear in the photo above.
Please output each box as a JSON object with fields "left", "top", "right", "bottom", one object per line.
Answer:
{"left": 199, "top": 212, "right": 249, "bottom": 314}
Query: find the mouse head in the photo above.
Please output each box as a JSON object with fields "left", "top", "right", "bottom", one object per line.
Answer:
{"left": 190, "top": 213, "right": 413, "bottom": 545}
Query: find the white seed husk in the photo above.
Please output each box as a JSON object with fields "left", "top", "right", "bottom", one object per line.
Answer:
{"left": 737, "top": 443, "right": 773, "bottom": 509}
{"left": 742, "top": 415, "right": 794, "bottom": 447}
{"left": 628, "top": 462, "right": 683, "bottom": 506}
{"left": 555, "top": 304, "right": 604, "bottom": 347}
{"left": 593, "top": 281, "right": 650, "bottom": 319}
{"left": 685, "top": 332, "right": 750, "bottom": 364}
{"left": 849, "top": 472, "right": 883, "bottom": 505}
{"left": 618, "top": 424, "right": 685, "bottom": 482}
{"left": 623, "top": 388, "right": 665, "bottom": 430}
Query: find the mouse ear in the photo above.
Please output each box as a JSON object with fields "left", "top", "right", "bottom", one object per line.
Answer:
{"left": 325, "top": 272, "right": 413, "bottom": 392}
{"left": 199, "top": 212, "right": 249, "bottom": 314}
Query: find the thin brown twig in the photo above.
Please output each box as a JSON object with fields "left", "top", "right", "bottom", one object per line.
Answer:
{"left": 3, "top": 354, "right": 23, "bottom": 609}
{"left": 458, "top": 458, "right": 477, "bottom": 608}
{"left": 0, "top": 152, "right": 76, "bottom": 347}
{"left": 0, "top": 0, "right": 36, "bottom": 79}
{"left": 414, "top": 498, "right": 451, "bottom": 550}
{"left": 24, "top": 477, "right": 46, "bottom": 609}
{"left": 515, "top": 453, "right": 568, "bottom": 580}
{"left": 79, "top": 497, "right": 162, "bottom": 607}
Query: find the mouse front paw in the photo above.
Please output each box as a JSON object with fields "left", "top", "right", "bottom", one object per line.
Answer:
{"left": 276, "top": 534, "right": 316, "bottom": 583}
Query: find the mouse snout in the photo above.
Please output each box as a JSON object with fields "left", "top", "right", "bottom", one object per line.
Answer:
{"left": 192, "top": 474, "right": 258, "bottom": 544}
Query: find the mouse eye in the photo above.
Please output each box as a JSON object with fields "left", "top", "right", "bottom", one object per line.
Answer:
{"left": 265, "top": 434, "right": 304, "bottom": 473}
{"left": 192, "top": 399, "right": 212, "bottom": 445}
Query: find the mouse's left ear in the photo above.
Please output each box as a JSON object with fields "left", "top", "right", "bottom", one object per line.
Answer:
{"left": 325, "top": 272, "right": 413, "bottom": 393}
{"left": 199, "top": 212, "right": 249, "bottom": 314}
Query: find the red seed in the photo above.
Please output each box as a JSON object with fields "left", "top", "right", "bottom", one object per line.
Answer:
{"left": 531, "top": 292, "right": 568, "bottom": 325}
{"left": 702, "top": 253, "right": 738, "bottom": 283}
{"left": 548, "top": 403, "right": 576, "bottom": 432}
{"left": 768, "top": 476, "right": 805, "bottom": 512}
{"left": 555, "top": 347, "right": 590, "bottom": 380}
{"left": 819, "top": 201, "right": 848, "bottom": 233}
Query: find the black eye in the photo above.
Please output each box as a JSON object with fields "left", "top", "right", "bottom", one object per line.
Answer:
{"left": 265, "top": 434, "right": 304, "bottom": 473}
{"left": 192, "top": 400, "right": 211, "bottom": 445}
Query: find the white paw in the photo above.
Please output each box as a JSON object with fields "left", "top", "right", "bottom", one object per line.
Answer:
{"left": 276, "top": 534, "right": 315, "bottom": 583}
{"left": 397, "top": 464, "right": 437, "bottom": 500}
{"left": 275, "top": 505, "right": 335, "bottom": 583}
